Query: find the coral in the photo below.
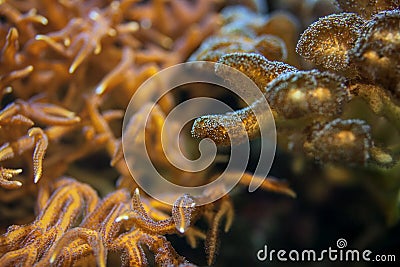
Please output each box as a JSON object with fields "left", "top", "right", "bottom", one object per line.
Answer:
{"left": 0, "top": 0, "right": 221, "bottom": 192}
{"left": 296, "top": 12, "right": 365, "bottom": 74}
{"left": 0, "top": 178, "right": 188, "bottom": 266}
{"left": 189, "top": 1, "right": 400, "bottom": 237}
{"left": 1, "top": 0, "right": 399, "bottom": 266}
{"left": 0, "top": 178, "right": 100, "bottom": 266}
{"left": 0, "top": 175, "right": 291, "bottom": 266}
{"left": 335, "top": 0, "right": 400, "bottom": 19}
{"left": 0, "top": 0, "right": 296, "bottom": 266}
{"left": 192, "top": 2, "right": 399, "bottom": 168}
{"left": 189, "top": 5, "right": 302, "bottom": 66}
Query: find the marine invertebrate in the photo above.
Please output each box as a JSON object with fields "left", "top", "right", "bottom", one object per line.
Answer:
{"left": 0, "top": 0, "right": 298, "bottom": 265}
{"left": 116, "top": 188, "right": 234, "bottom": 266}
{"left": 0, "top": 178, "right": 186, "bottom": 266}
{"left": 189, "top": 34, "right": 287, "bottom": 63}
{"left": 188, "top": 7, "right": 400, "bottom": 258}
{"left": 266, "top": 70, "right": 349, "bottom": 119}
{"left": 192, "top": 3, "right": 399, "bottom": 168}
{"left": 0, "top": 97, "right": 82, "bottom": 189}
{"left": 2, "top": 0, "right": 397, "bottom": 265}
{"left": 296, "top": 12, "right": 364, "bottom": 74}
{"left": 0, "top": 0, "right": 222, "bottom": 192}
{"left": 0, "top": 178, "right": 100, "bottom": 266}
{"left": 190, "top": 5, "right": 301, "bottom": 66}
{"left": 1, "top": 174, "right": 291, "bottom": 266}
{"left": 335, "top": 0, "right": 400, "bottom": 19}
{"left": 350, "top": 9, "right": 400, "bottom": 95}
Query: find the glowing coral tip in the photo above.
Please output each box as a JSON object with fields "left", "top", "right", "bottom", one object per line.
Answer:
{"left": 95, "top": 84, "right": 106, "bottom": 95}
{"left": 40, "top": 16, "right": 48, "bottom": 25}
{"left": 35, "top": 34, "right": 46, "bottom": 40}
{"left": 115, "top": 214, "right": 129, "bottom": 222}
{"left": 68, "top": 65, "right": 76, "bottom": 74}
{"left": 49, "top": 253, "right": 56, "bottom": 263}
{"left": 33, "top": 173, "right": 41, "bottom": 184}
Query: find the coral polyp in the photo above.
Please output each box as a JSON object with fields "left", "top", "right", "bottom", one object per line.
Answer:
{"left": 1, "top": 0, "right": 399, "bottom": 266}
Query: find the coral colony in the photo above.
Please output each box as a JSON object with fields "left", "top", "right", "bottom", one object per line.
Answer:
{"left": 0, "top": 0, "right": 399, "bottom": 266}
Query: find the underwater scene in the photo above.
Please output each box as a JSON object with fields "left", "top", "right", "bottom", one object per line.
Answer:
{"left": 0, "top": 0, "right": 399, "bottom": 266}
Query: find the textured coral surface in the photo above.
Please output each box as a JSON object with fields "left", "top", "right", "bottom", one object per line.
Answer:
{"left": 0, "top": 0, "right": 399, "bottom": 266}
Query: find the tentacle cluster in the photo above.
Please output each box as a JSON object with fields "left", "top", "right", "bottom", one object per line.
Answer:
{"left": 2, "top": 0, "right": 398, "bottom": 266}
{"left": 191, "top": 2, "right": 399, "bottom": 168}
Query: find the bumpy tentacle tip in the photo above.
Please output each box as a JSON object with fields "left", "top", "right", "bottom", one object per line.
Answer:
{"left": 115, "top": 214, "right": 129, "bottom": 223}
{"left": 34, "top": 34, "right": 46, "bottom": 41}
{"left": 37, "top": 16, "right": 48, "bottom": 26}
{"left": 68, "top": 65, "right": 76, "bottom": 74}
{"left": 134, "top": 188, "right": 140, "bottom": 196}
{"left": 172, "top": 194, "right": 197, "bottom": 234}
{"left": 49, "top": 253, "right": 57, "bottom": 264}
{"left": 115, "top": 212, "right": 131, "bottom": 223}
{"left": 176, "top": 203, "right": 196, "bottom": 234}
{"left": 26, "top": 65, "right": 34, "bottom": 72}
{"left": 116, "top": 192, "right": 140, "bottom": 223}
{"left": 95, "top": 84, "right": 106, "bottom": 96}
{"left": 5, "top": 27, "right": 19, "bottom": 43}
{"left": 33, "top": 173, "right": 41, "bottom": 184}
{"left": 191, "top": 116, "right": 231, "bottom": 146}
